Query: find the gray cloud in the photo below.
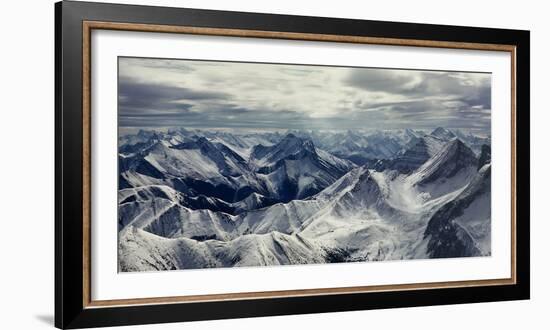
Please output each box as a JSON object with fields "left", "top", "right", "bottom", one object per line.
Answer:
{"left": 346, "top": 69, "right": 417, "bottom": 94}
{"left": 118, "top": 79, "right": 232, "bottom": 126}
{"left": 119, "top": 79, "right": 229, "bottom": 108}
{"left": 346, "top": 70, "right": 491, "bottom": 108}
{"left": 118, "top": 58, "right": 491, "bottom": 133}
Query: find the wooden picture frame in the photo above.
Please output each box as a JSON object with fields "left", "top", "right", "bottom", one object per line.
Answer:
{"left": 55, "top": 1, "right": 530, "bottom": 328}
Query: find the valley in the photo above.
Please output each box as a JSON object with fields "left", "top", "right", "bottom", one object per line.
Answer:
{"left": 117, "top": 127, "right": 491, "bottom": 272}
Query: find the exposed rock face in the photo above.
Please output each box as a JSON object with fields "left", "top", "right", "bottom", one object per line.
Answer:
{"left": 424, "top": 164, "right": 491, "bottom": 258}
{"left": 249, "top": 133, "right": 355, "bottom": 201}
{"left": 120, "top": 133, "right": 354, "bottom": 206}
{"left": 413, "top": 139, "right": 477, "bottom": 186}
{"left": 376, "top": 136, "right": 447, "bottom": 173}
{"left": 117, "top": 128, "right": 492, "bottom": 271}
{"left": 478, "top": 144, "right": 491, "bottom": 170}
{"left": 431, "top": 127, "right": 456, "bottom": 140}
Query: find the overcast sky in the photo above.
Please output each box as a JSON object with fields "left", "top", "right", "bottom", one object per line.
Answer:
{"left": 118, "top": 57, "right": 491, "bottom": 132}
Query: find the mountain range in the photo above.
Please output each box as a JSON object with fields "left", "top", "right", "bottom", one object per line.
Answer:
{"left": 117, "top": 127, "right": 491, "bottom": 272}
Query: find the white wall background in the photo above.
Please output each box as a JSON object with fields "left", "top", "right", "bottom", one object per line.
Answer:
{"left": 0, "top": 0, "right": 545, "bottom": 328}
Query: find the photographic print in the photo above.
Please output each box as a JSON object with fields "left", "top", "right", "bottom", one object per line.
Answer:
{"left": 56, "top": 5, "right": 528, "bottom": 327}
{"left": 117, "top": 57, "right": 492, "bottom": 272}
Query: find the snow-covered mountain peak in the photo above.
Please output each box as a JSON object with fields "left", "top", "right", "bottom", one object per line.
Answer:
{"left": 280, "top": 133, "right": 315, "bottom": 151}
{"left": 423, "top": 163, "right": 491, "bottom": 258}
{"left": 430, "top": 127, "right": 456, "bottom": 140}
{"left": 137, "top": 129, "right": 161, "bottom": 140}
{"left": 251, "top": 133, "right": 318, "bottom": 167}
{"left": 408, "top": 138, "right": 478, "bottom": 199}
{"left": 376, "top": 135, "right": 447, "bottom": 173}
{"left": 404, "top": 128, "right": 417, "bottom": 136}
{"left": 118, "top": 127, "right": 492, "bottom": 271}
{"left": 170, "top": 136, "right": 216, "bottom": 152}
{"left": 438, "top": 138, "right": 477, "bottom": 164}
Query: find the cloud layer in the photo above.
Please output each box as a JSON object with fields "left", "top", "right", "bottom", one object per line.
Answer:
{"left": 119, "top": 57, "right": 491, "bottom": 132}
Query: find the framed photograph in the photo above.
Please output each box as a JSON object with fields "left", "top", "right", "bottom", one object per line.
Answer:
{"left": 55, "top": 1, "right": 530, "bottom": 328}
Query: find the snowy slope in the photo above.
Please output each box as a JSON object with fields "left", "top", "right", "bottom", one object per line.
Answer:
{"left": 376, "top": 135, "right": 447, "bottom": 173}
{"left": 117, "top": 128, "right": 491, "bottom": 272}
{"left": 250, "top": 134, "right": 355, "bottom": 201}
{"left": 424, "top": 164, "right": 491, "bottom": 257}
{"left": 431, "top": 127, "right": 456, "bottom": 140}
{"left": 119, "top": 132, "right": 354, "bottom": 206}
{"left": 407, "top": 138, "right": 478, "bottom": 198}
{"left": 119, "top": 226, "right": 326, "bottom": 271}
